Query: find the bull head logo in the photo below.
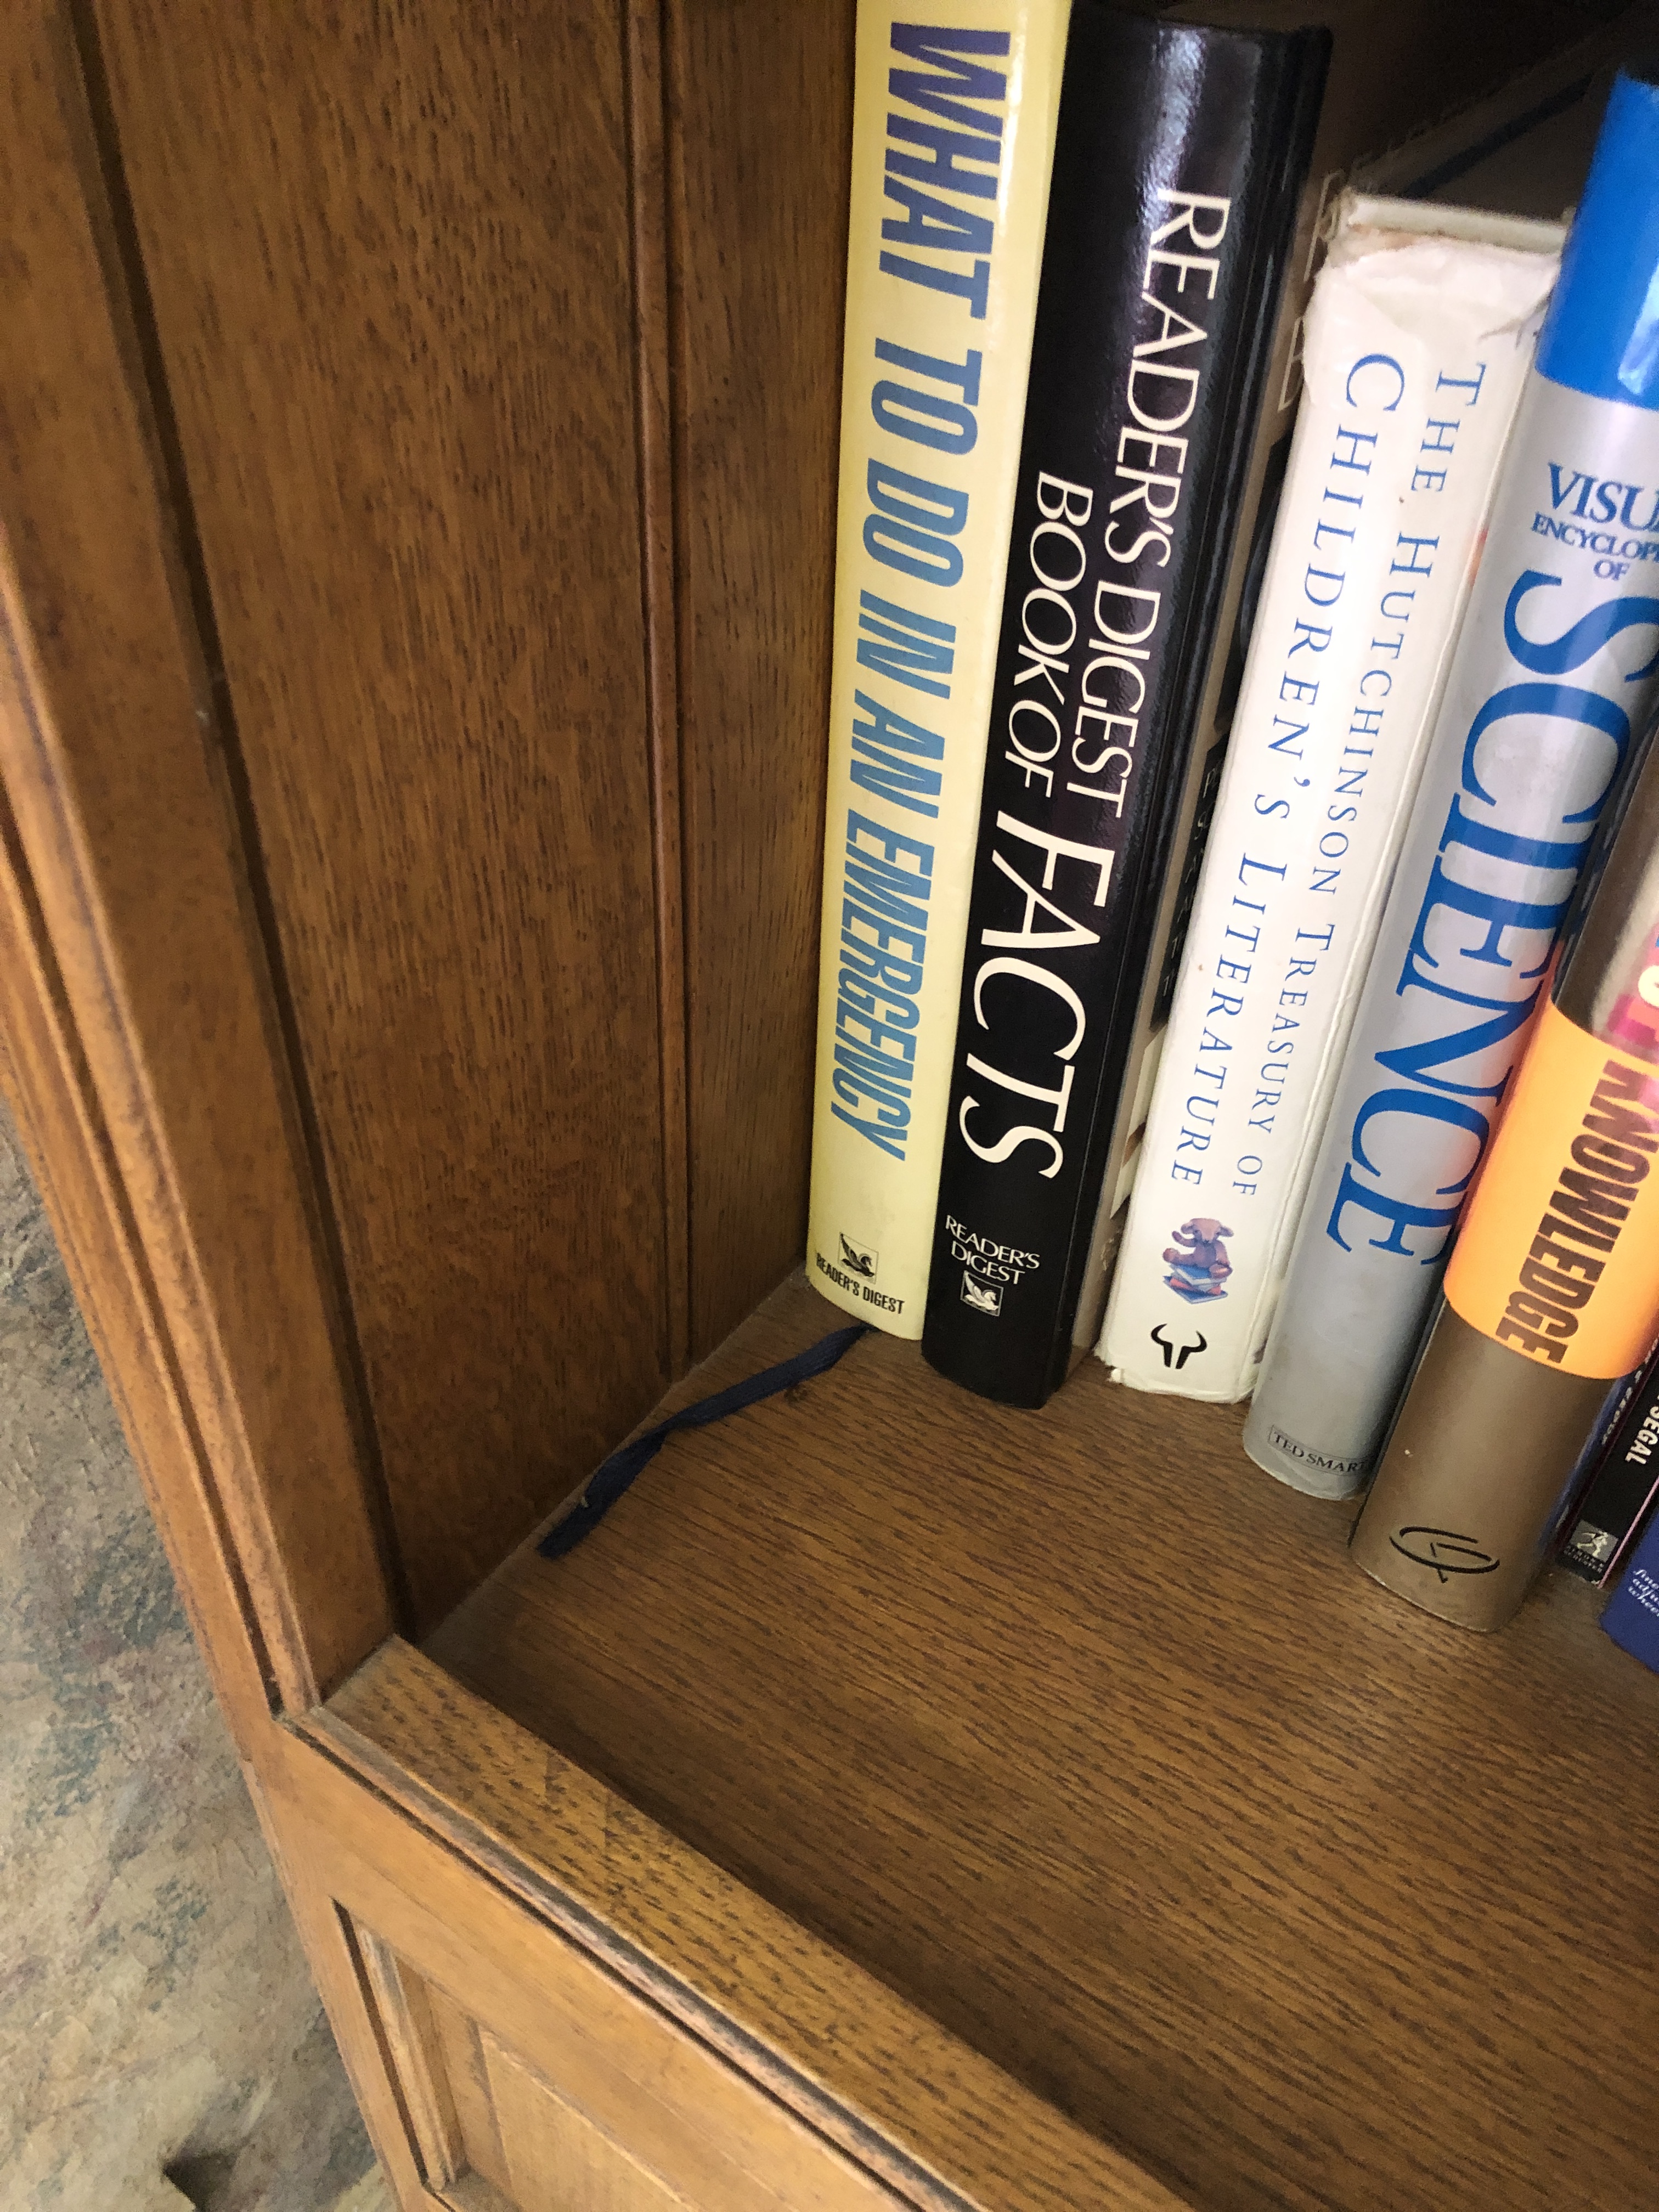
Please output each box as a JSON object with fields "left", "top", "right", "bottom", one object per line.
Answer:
{"left": 1150, "top": 1323, "right": 1207, "bottom": 1370}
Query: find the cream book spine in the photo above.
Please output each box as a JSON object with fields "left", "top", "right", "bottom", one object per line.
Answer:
{"left": 1100, "top": 197, "right": 1562, "bottom": 1401}
{"left": 805, "top": 2, "right": 1069, "bottom": 1335}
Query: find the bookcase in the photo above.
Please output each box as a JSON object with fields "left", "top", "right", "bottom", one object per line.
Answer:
{"left": 3, "top": 3, "right": 1657, "bottom": 2208}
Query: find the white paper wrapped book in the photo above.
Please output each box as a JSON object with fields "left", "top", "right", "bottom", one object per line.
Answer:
{"left": 1099, "top": 194, "right": 1562, "bottom": 1403}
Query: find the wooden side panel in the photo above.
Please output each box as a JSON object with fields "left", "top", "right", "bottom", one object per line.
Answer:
{"left": 356, "top": 1928, "right": 468, "bottom": 2193}
{"left": 249, "top": 1771, "right": 443, "bottom": 2212}
{"left": 88, "top": 0, "right": 675, "bottom": 1627}
{"left": 261, "top": 1714, "right": 915, "bottom": 2212}
{"left": 484, "top": 2032, "right": 689, "bottom": 2211}
{"left": 323, "top": 1642, "right": 1190, "bottom": 2212}
{"left": 0, "top": 2, "right": 391, "bottom": 1709}
{"left": 426, "top": 1983, "right": 517, "bottom": 2203}
{"left": 668, "top": 2, "right": 856, "bottom": 1355}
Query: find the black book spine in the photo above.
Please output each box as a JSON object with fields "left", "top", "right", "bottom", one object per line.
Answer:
{"left": 922, "top": 5, "right": 1328, "bottom": 1407}
{"left": 1559, "top": 1346, "right": 1659, "bottom": 1583}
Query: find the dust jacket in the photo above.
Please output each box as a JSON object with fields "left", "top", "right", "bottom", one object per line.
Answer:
{"left": 1104, "top": 196, "right": 1560, "bottom": 1407}
{"left": 805, "top": 2, "right": 1070, "bottom": 1338}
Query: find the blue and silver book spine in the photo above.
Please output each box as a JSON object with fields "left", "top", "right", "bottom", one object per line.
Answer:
{"left": 1245, "top": 69, "right": 1659, "bottom": 1498}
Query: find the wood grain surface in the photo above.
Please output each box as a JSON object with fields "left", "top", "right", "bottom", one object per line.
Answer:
{"left": 424, "top": 1978, "right": 516, "bottom": 2202}
{"left": 480, "top": 2001, "right": 868, "bottom": 2212}
{"left": 269, "top": 1695, "right": 941, "bottom": 2212}
{"left": 666, "top": 1, "right": 854, "bottom": 1357}
{"left": 482, "top": 2029, "right": 691, "bottom": 2212}
{"left": 19, "top": 7, "right": 1658, "bottom": 2208}
{"left": 428, "top": 1275, "right": 1659, "bottom": 2212}
{"left": 321, "top": 1643, "right": 1186, "bottom": 2212}
{"left": 356, "top": 1927, "right": 466, "bottom": 2193}
{"left": 245, "top": 1764, "right": 441, "bottom": 2211}
{"left": 88, "top": 0, "right": 675, "bottom": 1629}
{"left": 626, "top": 0, "right": 691, "bottom": 1386}
{"left": 0, "top": 4, "right": 391, "bottom": 1708}
{"left": 0, "top": 769, "right": 280, "bottom": 1740}
{"left": 445, "top": 2178, "right": 517, "bottom": 2212}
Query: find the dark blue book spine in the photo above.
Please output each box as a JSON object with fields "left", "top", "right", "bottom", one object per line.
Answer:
{"left": 921, "top": 3, "right": 1328, "bottom": 1406}
{"left": 1601, "top": 1502, "right": 1659, "bottom": 1672}
{"left": 1560, "top": 1344, "right": 1659, "bottom": 1582}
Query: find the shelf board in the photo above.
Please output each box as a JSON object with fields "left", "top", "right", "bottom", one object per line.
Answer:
{"left": 427, "top": 1273, "right": 1659, "bottom": 2212}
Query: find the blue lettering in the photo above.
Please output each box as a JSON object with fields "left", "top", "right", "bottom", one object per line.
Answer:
{"left": 855, "top": 591, "right": 957, "bottom": 697}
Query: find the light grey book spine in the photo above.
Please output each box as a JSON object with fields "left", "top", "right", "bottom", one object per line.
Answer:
{"left": 1244, "top": 363, "right": 1659, "bottom": 1496}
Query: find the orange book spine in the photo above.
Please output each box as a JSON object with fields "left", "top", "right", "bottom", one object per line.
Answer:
{"left": 1443, "top": 1001, "right": 1659, "bottom": 1381}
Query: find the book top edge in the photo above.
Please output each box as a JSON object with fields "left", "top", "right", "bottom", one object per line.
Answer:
{"left": 1537, "top": 67, "right": 1659, "bottom": 409}
{"left": 1338, "top": 191, "right": 1567, "bottom": 256}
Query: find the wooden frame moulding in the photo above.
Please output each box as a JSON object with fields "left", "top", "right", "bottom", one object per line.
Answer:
{"left": 0, "top": 19, "right": 433, "bottom": 2194}
{"left": 0, "top": 52, "right": 442, "bottom": 2176}
{"left": 0, "top": 0, "right": 395, "bottom": 1724}
{"left": 627, "top": 0, "right": 692, "bottom": 1384}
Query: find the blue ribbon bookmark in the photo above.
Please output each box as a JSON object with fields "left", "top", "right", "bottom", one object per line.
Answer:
{"left": 539, "top": 1323, "right": 872, "bottom": 1559}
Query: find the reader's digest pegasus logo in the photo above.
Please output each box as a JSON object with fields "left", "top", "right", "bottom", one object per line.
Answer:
{"left": 839, "top": 1233, "right": 877, "bottom": 1279}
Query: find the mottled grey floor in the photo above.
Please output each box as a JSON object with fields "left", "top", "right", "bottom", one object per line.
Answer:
{"left": 0, "top": 1100, "right": 383, "bottom": 2211}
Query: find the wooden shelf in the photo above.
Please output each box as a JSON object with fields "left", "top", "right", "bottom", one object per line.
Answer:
{"left": 24, "top": 5, "right": 1659, "bottom": 2207}
{"left": 428, "top": 1274, "right": 1659, "bottom": 2212}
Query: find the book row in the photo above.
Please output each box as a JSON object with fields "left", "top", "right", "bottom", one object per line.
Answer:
{"left": 805, "top": 0, "right": 1659, "bottom": 1655}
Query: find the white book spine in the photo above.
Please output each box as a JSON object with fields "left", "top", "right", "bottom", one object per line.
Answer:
{"left": 1099, "top": 207, "right": 1559, "bottom": 1401}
